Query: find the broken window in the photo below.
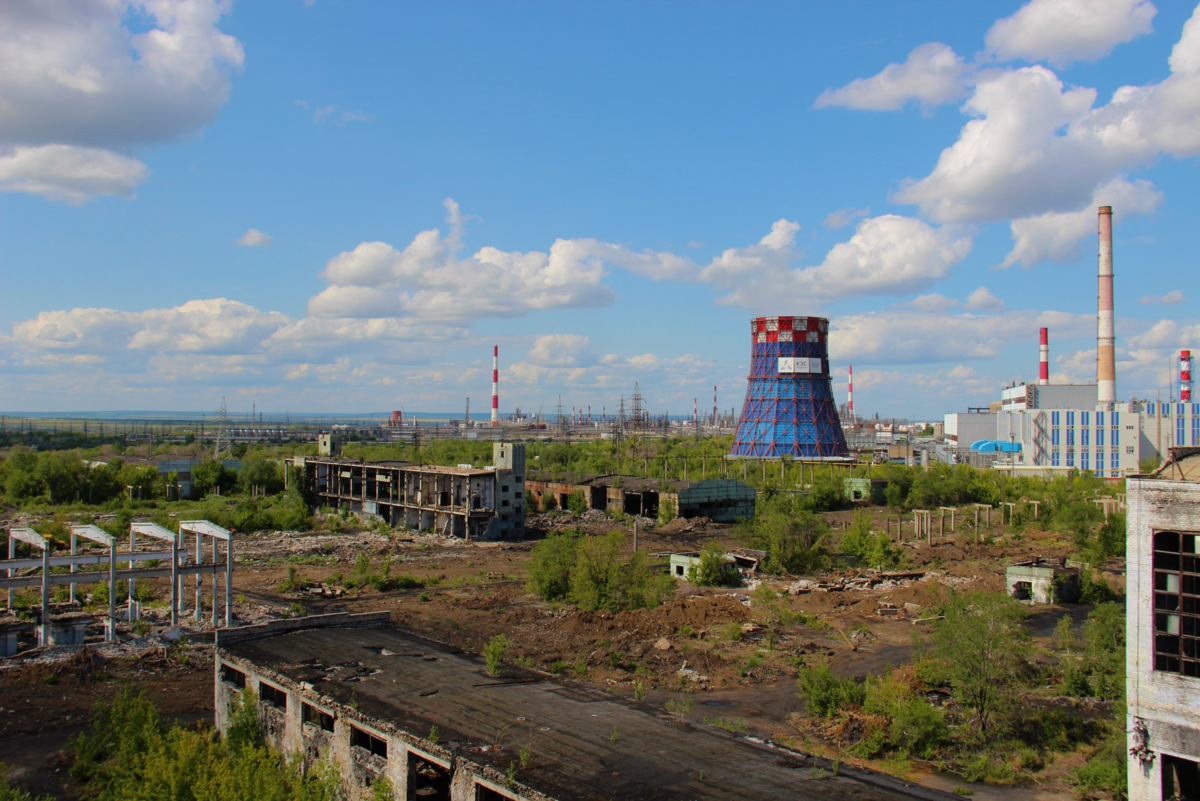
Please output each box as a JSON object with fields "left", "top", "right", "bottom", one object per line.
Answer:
{"left": 350, "top": 725, "right": 388, "bottom": 759}
{"left": 408, "top": 751, "right": 450, "bottom": 800}
{"left": 259, "top": 682, "right": 287, "bottom": 710}
{"left": 1153, "top": 530, "right": 1200, "bottom": 677}
{"left": 1162, "top": 754, "right": 1200, "bottom": 800}
{"left": 220, "top": 663, "right": 246, "bottom": 689}
{"left": 301, "top": 702, "right": 335, "bottom": 732}
{"left": 476, "top": 784, "right": 516, "bottom": 800}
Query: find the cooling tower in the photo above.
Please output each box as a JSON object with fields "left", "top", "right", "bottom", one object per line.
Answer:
{"left": 731, "top": 316, "right": 849, "bottom": 459}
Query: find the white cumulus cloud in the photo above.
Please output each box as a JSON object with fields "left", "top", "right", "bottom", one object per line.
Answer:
{"left": 0, "top": 0, "right": 243, "bottom": 202}
{"left": 998, "top": 177, "right": 1162, "bottom": 268}
{"left": 1140, "top": 289, "right": 1187, "bottom": 305}
{"left": 235, "top": 228, "right": 273, "bottom": 247}
{"left": 963, "top": 287, "right": 1006, "bottom": 311}
{"left": 897, "top": 7, "right": 1200, "bottom": 224}
{"left": 0, "top": 144, "right": 147, "bottom": 203}
{"left": 814, "top": 43, "right": 970, "bottom": 111}
{"left": 986, "top": 0, "right": 1157, "bottom": 66}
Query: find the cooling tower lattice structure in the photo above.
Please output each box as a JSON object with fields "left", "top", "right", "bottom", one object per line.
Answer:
{"left": 731, "top": 316, "right": 849, "bottom": 459}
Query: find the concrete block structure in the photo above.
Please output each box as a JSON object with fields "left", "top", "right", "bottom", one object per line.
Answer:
{"left": 1126, "top": 447, "right": 1200, "bottom": 799}
{"left": 844, "top": 477, "right": 888, "bottom": 505}
{"left": 214, "top": 613, "right": 942, "bottom": 800}
{"left": 292, "top": 443, "right": 525, "bottom": 540}
{"left": 1004, "top": 557, "right": 1079, "bottom": 604}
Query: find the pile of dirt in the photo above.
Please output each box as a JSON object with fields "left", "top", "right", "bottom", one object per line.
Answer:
{"left": 655, "top": 517, "right": 714, "bottom": 535}
{"left": 555, "top": 594, "right": 750, "bottom": 642}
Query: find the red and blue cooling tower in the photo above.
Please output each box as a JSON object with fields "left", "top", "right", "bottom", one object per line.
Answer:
{"left": 731, "top": 316, "right": 849, "bottom": 459}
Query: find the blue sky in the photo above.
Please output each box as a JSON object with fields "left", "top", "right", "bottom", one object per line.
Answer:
{"left": 2, "top": 0, "right": 1198, "bottom": 421}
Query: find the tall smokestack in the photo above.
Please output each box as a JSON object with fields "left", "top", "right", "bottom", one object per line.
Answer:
{"left": 848, "top": 365, "right": 854, "bottom": 420}
{"left": 491, "top": 345, "right": 499, "bottom": 426}
{"left": 1097, "top": 206, "right": 1116, "bottom": 404}
{"left": 713, "top": 385, "right": 718, "bottom": 427}
{"left": 1182, "top": 350, "right": 1193, "bottom": 402}
{"left": 1038, "top": 328, "right": 1049, "bottom": 385}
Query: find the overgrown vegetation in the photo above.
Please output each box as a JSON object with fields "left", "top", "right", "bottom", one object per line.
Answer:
{"left": 685, "top": 540, "right": 741, "bottom": 587}
{"left": 794, "top": 591, "right": 1126, "bottom": 797}
{"left": 525, "top": 529, "right": 674, "bottom": 611}
{"left": 839, "top": 509, "right": 903, "bottom": 569}
{"left": 69, "top": 687, "right": 343, "bottom": 800}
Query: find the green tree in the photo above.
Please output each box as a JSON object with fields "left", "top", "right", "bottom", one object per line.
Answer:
{"left": 839, "top": 509, "right": 902, "bottom": 569}
{"left": 566, "top": 489, "right": 588, "bottom": 515}
{"left": 932, "top": 592, "right": 1033, "bottom": 734}
{"left": 569, "top": 531, "right": 624, "bottom": 610}
{"left": 525, "top": 530, "right": 581, "bottom": 601}
{"left": 239, "top": 453, "right": 284, "bottom": 495}
{"left": 1061, "top": 602, "right": 1125, "bottom": 700}
{"left": 747, "top": 507, "right": 830, "bottom": 575}
{"left": 192, "top": 460, "right": 235, "bottom": 497}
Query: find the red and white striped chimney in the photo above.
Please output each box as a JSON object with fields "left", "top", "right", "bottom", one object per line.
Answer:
{"left": 1097, "top": 207, "right": 1116, "bottom": 404}
{"left": 491, "top": 345, "right": 499, "bottom": 427}
{"left": 1038, "top": 328, "right": 1049, "bottom": 385}
{"left": 1182, "top": 350, "right": 1193, "bottom": 402}
{"left": 712, "top": 385, "right": 718, "bottom": 427}
{"left": 848, "top": 365, "right": 854, "bottom": 419}
{"left": 693, "top": 398, "right": 698, "bottom": 426}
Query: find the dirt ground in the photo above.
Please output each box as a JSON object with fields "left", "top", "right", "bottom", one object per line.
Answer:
{"left": 0, "top": 506, "right": 1122, "bottom": 799}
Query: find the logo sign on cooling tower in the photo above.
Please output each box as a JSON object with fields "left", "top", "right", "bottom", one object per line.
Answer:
{"left": 778, "top": 357, "right": 819, "bottom": 374}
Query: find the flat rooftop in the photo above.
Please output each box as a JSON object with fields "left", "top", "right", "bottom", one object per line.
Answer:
{"left": 302, "top": 457, "right": 497, "bottom": 477}
{"left": 223, "top": 623, "right": 947, "bottom": 801}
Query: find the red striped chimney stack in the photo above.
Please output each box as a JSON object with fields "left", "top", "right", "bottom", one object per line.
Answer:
{"left": 1038, "top": 328, "right": 1049, "bottom": 385}
{"left": 491, "top": 345, "right": 499, "bottom": 427}
{"left": 848, "top": 365, "right": 854, "bottom": 419}
{"left": 1097, "top": 207, "right": 1116, "bottom": 405}
{"left": 1182, "top": 350, "right": 1193, "bottom": 402}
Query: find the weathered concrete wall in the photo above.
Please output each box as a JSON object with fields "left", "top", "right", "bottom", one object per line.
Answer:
{"left": 1126, "top": 476, "right": 1200, "bottom": 800}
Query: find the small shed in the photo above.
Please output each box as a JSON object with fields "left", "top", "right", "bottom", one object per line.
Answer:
{"left": 843, "top": 477, "right": 888, "bottom": 505}
{"left": 1006, "top": 557, "right": 1080, "bottom": 603}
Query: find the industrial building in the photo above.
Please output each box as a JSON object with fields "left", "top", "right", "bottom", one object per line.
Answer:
{"left": 524, "top": 474, "right": 755, "bottom": 522}
{"left": 1126, "top": 448, "right": 1200, "bottom": 799}
{"left": 290, "top": 443, "right": 526, "bottom": 540}
{"left": 940, "top": 206, "right": 1196, "bottom": 479}
{"left": 214, "top": 613, "right": 942, "bottom": 801}
{"left": 731, "top": 316, "right": 850, "bottom": 459}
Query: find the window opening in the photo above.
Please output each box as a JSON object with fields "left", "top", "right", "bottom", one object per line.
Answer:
{"left": 408, "top": 751, "right": 450, "bottom": 800}
{"left": 302, "top": 702, "right": 335, "bottom": 732}
{"left": 1153, "top": 530, "right": 1200, "bottom": 677}
{"left": 220, "top": 663, "right": 246, "bottom": 689}
{"left": 260, "top": 682, "right": 287, "bottom": 710}
{"left": 350, "top": 724, "right": 388, "bottom": 758}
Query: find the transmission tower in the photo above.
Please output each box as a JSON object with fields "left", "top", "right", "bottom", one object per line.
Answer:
{"left": 630, "top": 383, "right": 646, "bottom": 431}
{"left": 213, "top": 397, "right": 231, "bottom": 459}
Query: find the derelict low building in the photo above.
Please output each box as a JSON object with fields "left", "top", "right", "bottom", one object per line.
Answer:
{"left": 214, "top": 613, "right": 949, "bottom": 801}
{"left": 290, "top": 443, "right": 525, "bottom": 540}
{"left": 525, "top": 474, "right": 755, "bottom": 522}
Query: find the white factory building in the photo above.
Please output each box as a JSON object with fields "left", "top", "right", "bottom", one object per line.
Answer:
{"left": 941, "top": 206, "right": 1194, "bottom": 480}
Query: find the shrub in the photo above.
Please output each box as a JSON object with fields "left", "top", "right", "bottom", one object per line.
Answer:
{"left": 796, "top": 662, "right": 863, "bottom": 718}
{"left": 276, "top": 566, "right": 311, "bottom": 592}
{"left": 539, "top": 493, "right": 557, "bottom": 513}
{"left": 686, "top": 541, "right": 740, "bottom": 587}
{"left": 658, "top": 497, "right": 677, "bottom": 524}
{"left": 1072, "top": 724, "right": 1127, "bottom": 799}
{"left": 526, "top": 530, "right": 581, "bottom": 601}
{"left": 746, "top": 506, "right": 831, "bottom": 575}
{"left": 484, "top": 634, "right": 512, "bottom": 676}
{"left": 840, "top": 509, "right": 903, "bottom": 569}
{"left": 566, "top": 490, "right": 588, "bottom": 515}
